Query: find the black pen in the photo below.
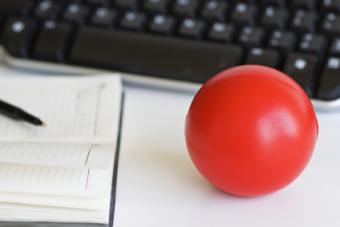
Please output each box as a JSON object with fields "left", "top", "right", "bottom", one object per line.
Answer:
{"left": 0, "top": 99, "right": 46, "bottom": 126}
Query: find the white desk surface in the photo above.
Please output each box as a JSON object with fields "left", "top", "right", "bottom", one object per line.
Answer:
{"left": 0, "top": 65, "right": 339, "bottom": 227}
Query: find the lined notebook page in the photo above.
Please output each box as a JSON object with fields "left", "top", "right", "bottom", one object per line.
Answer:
{"left": 0, "top": 142, "right": 113, "bottom": 169}
{"left": 0, "top": 76, "right": 121, "bottom": 143}
{"left": 0, "top": 191, "right": 108, "bottom": 210}
{"left": 0, "top": 202, "right": 109, "bottom": 223}
{"left": 0, "top": 75, "right": 120, "bottom": 224}
{"left": 0, "top": 163, "right": 111, "bottom": 195}
{"left": 0, "top": 164, "right": 87, "bottom": 193}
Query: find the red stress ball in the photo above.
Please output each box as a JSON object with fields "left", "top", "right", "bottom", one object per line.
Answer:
{"left": 185, "top": 65, "right": 318, "bottom": 197}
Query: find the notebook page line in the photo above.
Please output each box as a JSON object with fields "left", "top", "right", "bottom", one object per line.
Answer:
{"left": 0, "top": 143, "right": 113, "bottom": 169}
{"left": 0, "top": 163, "right": 100, "bottom": 195}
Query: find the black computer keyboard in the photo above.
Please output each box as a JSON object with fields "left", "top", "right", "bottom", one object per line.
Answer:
{"left": 1, "top": 0, "right": 340, "bottom": 101}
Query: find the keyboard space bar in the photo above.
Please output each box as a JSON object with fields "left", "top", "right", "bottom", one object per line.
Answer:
{"left": 70, "top": 27, "right": 242, "bottom": 83}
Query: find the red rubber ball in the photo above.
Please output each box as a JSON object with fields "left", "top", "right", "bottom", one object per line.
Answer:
{"left": 185, "top": 65, "right": 318, "bottom": 197}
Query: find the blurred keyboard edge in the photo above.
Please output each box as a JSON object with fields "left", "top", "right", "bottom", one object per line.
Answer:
{"left": 1, "top": 0, "right": 340, "bottom": 109}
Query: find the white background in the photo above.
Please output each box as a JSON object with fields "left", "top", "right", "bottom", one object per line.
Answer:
{"left": 114, "top": 86, "right": 340, "bottom": 227}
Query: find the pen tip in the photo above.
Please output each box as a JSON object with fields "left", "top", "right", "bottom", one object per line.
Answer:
{"left": 41, "top": 122, "right": 47, "bottom": 127}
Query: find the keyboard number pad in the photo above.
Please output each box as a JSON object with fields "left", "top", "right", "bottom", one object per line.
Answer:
{"left": 321, "top": 13, "right": 340, "bottom": 35}
{"left": 238, "top": 27, "right": 264, "bottom": 47}
{"left": 299, "top": 33, "right": 326, "bottom": 54}
{"left": 268, "top": 31, "right": 296, "bottom": 52}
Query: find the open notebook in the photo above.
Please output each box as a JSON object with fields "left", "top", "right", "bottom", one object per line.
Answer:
{"left": 0, "top": 76, "right": 122, "bottom": 226}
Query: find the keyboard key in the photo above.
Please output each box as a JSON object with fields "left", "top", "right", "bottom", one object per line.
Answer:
{"left": 261, "top": 6, "right": 287, "bottom": 29}
{"left": 330, "top": 37, "right": 340, "bottom": 55}
{"left": 63, "top": 4, "right": 89, "bottom": 24}
{"left": 318, "top": 57, "right": 340, "bottom": 100}
{"left": 290, "top": 0, "right": 316, "bottom": 10}
{"left": 299, "top": 33, "right": 327, "bottom": 54}
{"left": 91, "top": 7, "right": 117, "bottom": 27}
{"left": 201, "top": 1, "right": 228, "bottom": 21}
{"left": 208, "top": 22, "right": 234, "bottom": 42}
{"left": 0, "top": 16, "right": 4, "bottom": 31}
{"left": 230, "top": 3, "right": 256, "bottom": 25}
{"left": 231, "top": 0, "right": 255, "bottom": 3}
{"left": 70, "top": 27, "right": 242, "bottom": 82}
{"left": 178, "top": 18, "right": 205, "bottom": 39}
{"left": 0, "top": 17, "right": 7, "bottom": 37}
{"left": 1, "top": 18, "right": 35, "bottom": 57}
{"left": 291, "top": 10, "right": 317, "bottom": 33}
{"left": 120, "top": 11, "right": 146, "bottom": 31}
{"left": 173, "top": 0, "right": 199, "bottom": 17}
{"left": 238, "top": 27, "right": 265, "bottom": 47}
{"left": 144, "top": 0, "right": 169, "bottom": 13}
{"left": 260, "top": 0, "right": 285, "bottom": 7}
{"left": 246, "top": 47, "right": 280, "bottom": 68}
{"left": 34, "top": 0, "right": 60, "bottom": 20}
{"left": 283, "top": 53, "right": 319, "bottom": 96}
{"left": 0, "top": 0, "right": 32, "bottom": 15}
{"left": 116, "top": 0, "right": 139, "bottom": 9}
{"left": 237, "top": 0, "right": 258, "bottom": 3}
{"left": 86, "top": 0, "right": 110, "bottom": 5}
{"left": 268, "top": 30, "right": 296, "bottom": 52}
{"left": 149, "top": 15, "right": 175, "bottom": 34}
{"left": 321, "top": 0, "right": 340, "bottom": 13}
{"left": 33, "top": 21, "right": 71, "bottom": 62}
{"left": 321, "top": 13, "right": 340, "bottom": 36}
